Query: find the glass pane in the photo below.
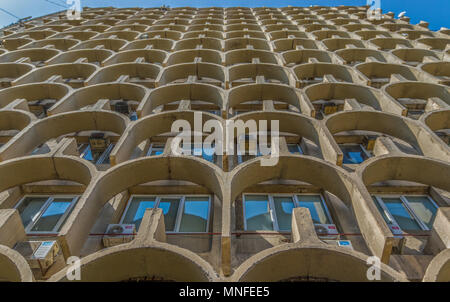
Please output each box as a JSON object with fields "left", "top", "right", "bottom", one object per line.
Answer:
{"left": 341, "top": 145, "right": 369, "bottom": 164}
{"left": 273, "top": 196, "right": 295, "bottom": 231}
{"left": 122, "top": 197, "right": 156, "bottom": 230}
{"left": 158, "top": 198, "right": 181, "bottom": 232}
{"left": 31, "top": 198, "right": 73, "bottom": 232}
{"left": 149, "top": 145, "right": 164, "bottom": 156}
{"left": 81, "top": 145, "right": 94, "bottom": 161}
{"left": 244, "top": 195, "right": 273, "bottom": 231}
{"left": 17, "top": 197, "right": 48, "bottom": 228}
{"left": 179, "top": 196, "right": 210, "bottom": 232}
{"left": 372, "top": 197, "right": 393, "bottom": 225}
{"left": 296, "top": 195, "right": 331, "bottom": 224}
{"left": 406, "top": 196, "right": 438, "bottom": 229}
{"left": 382, "top": 197, "right": 422, "bottom": 231}
{"left": 287, "top": 144, "right": 302, "bottom": 154}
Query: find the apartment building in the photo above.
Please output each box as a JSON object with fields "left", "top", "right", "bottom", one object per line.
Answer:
{"left": 0, "top": 5, "right": 449, "bottom": 282}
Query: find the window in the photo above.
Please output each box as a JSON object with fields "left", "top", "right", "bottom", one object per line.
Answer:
{"left": 237, "top": 136, "right": 270, "bottom": 164}
{"left": 146, "top": 143, "right": 164, "bottom": 156}
{"left": 79, "top": 143, "right": 115, "bottom": 164}
{"left": 190, "top": 143, "right": 216, "bottom": 163}
{"left": 15, "top": 196, "right": 79, "bottom": 233}
{"left": 243, "top": 194, "right": 334, "bottom": 231}
{"left": 121, "top": 195, "right": 211, "bottom": 232}
{"left": 287, "top": 143, "right": 303, "bottom": 155}
{"left": 340, "top": 144, "right": 371, "bottom": 164}
{"left": 373, "top": 195, "right": 439, "bottom": 231}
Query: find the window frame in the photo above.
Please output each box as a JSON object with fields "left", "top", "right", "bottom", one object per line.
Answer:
{"left": 78, "top": 142, "right": 116, "bottom": 164}
{"left": 373, "top": 194, "right": 439, "bottom": 231}
{"left": 242, "top": 193, "right": 334, "bottom": 231}
{"left": 120, "top": 194, "right": 212, "bottom": 234}
{"left": 339, "top": 143, "right": 372, "bottom": 164}
{"left": 146, "top": 142, "right": 165, "bottom": 157}
{"left": 15, "top": 195, "right": 80, "bottom": 234}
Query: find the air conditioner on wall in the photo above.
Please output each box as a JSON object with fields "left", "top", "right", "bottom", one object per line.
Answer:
{"left": 315, "top": 224, "right": 339, "bottom": 240}
{"left": 14, "top": 240, "right": 63, "bottom": 278}
{"left": 102, "top": 224, "right": 136, "bottom": 247}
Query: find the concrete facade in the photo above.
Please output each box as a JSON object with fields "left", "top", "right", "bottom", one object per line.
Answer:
{"left": 0, "top": 5, "right": 449, "bottom": 282}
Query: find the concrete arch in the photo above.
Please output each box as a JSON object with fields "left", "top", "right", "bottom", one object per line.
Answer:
{"left": 421, "top": 109, "right": 450, "bottom": 132}
{"left": 293, "top": 63, "right": 366, "bottom": 87}
{"left": 229, "top": 155, "right": 353, "bottom": 206}
{"left": 225, "top": 49, "right": 278, "bottom": 66}
{"left": 227, "top": 83, "right": 310, "bottom": 114}
{"left": 0, "top": 48, "right": 60, "bottom": 64}
{"left": 230, "top": 111, "right": 340, "bottom": 164}
{"left": 423, "top": 249, "right": 450, "bottom": 282}
{"left": 325, "top": 110, "right": 450, "bottom": 160}
{"left": 50, "top": 31, "right": 99, "bottom": 42}
{"left": 0, "top": 110, "right": 128, "bottom": 161}
{"left": 85, "top": 63, "right": 161, "bottom": 88}
{"left": 48, "top": 83, "right": 149, "bottom": 115}
{"left": 48, "top": 244, "right": 217, "bottom": 282}
{"left": 229, "top": 63, "right": 294, "bottom": 87}
{"left": 103, "top": 49, "right": 168, "bottom": 66}
{"left": 304, "top": 82, "right": 404, "bottom": 114}
{"left": 139, "top": 83, "right": 226, "bottom": 116}
{"left": 335, "top": 48, "right": 391, "bottom": 65}
{"left": 70, "top": 39, "right": 128, "bottom": 52}
{"left": 166, "top": 49, "right": 223, "bottom": 66}
{"left": 282, "top": 49, "right": 334, "bottom": 65}
{"left": 384, "top": 81, "right": 450, "bottom": 106}
{"left": 19, "top": 39, "right": 80, "bottom": 51}
{"left": 111, "top": 110, "right": 222, "bottom": 164}
{"left": 59, "top": 156, "right": 224, "bottom": 256}
{"left": 0, "top": 155, "right": 95, "bottom": 197}
{"left": 11, "top": 63, "right": 98, "bottom": 88}
{"left": 156, "top": 62, "right": 226, "bottom": 87}
{"left": 232, "top": 243, "right": 407, "bottom": 282}
{"left": 174, "top": 37, "right": 223, "bottom": 51}
{"left": 227, "top": 155, "right": 395, "bottom": 262}
{"left": 0, "top": 245, "right": 34, "bottom": 282}
{"left": 0, "top": 83, "right": 71, "bottom": 109}
{"left": 45, "top": 49, "right": 114, "bottom": 65}
{"left": 0, "top": 110, "right": 35, "bottom": 132}
{"left": 120, "top": 38, "right": 175, "bottom": 51}
{"left": 357, "top": 155, "right": 450, "bottom": 193}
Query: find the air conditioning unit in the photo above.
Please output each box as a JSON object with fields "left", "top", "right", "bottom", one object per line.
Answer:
{"left": 89, "top": 132, "right": 109, "bottom": 152}
{"left": 114, "top": 101, "right": 130, "bottom": 115}
{"left": 315, "top": 224, "right": 339, "bottom": 240}
{"left": 324, "top": 239, "right": 354, "bottom": 250}
{"left": 103, "top": 224, "right": 136, "bottom": 247}
{"left": 14, "top": 240, "right": 63, "bottom": 278}
{"left": 323, "top": 104, "right": 338, "bottom": 115}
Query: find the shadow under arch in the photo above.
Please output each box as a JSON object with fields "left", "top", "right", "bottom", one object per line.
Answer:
{"left": 0, "top": 110, "right": 129, "bottom": 161}
{"left": 0, "top": 110, "right": 35, "bottom": 132}
{"left": 357, "top": 155, "right": 450, "bottom": 192}
{"left": 48, "top": 243, "right": 218, "bottom": 282}
{"left": 0, "top": 245, "right": 34, "bottom": 282}
{"left": 325, "top": 110, "right": 450, "bottom": 160}
{"left": 111, "top": 110, "right": 222, "bottom": 165}
{"left": 421, "top": 109, "right": 450, "bottom": 133}
{"left": 423, "top": 249, "right": 450, "bottom": 282}
{"left": 230, "top": 111, "right": 341, "bottom": 164}
{"left": 0, "top": 156, "right": 95, "bottom": 192}
{"left": 59, "top": 155, "right": 225, "bottom": 257}
{"left": 138, "top": 82, "right": 226, "bottom": 117}
{"left": 231, "top": 243, "right": 407, "bottom": 282}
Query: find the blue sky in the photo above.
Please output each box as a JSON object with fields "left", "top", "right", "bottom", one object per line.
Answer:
{"left": 0, "top": 0, "right": 449, "bottom": 30}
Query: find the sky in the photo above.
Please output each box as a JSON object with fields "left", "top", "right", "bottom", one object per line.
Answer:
{"left": 0, "top": 0, "right": 449, "bottom": 31}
